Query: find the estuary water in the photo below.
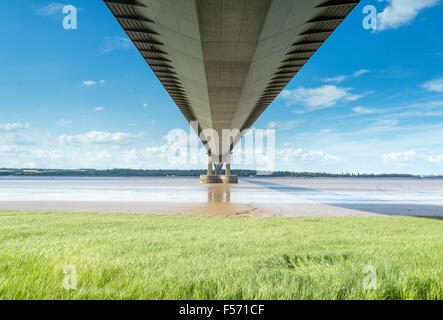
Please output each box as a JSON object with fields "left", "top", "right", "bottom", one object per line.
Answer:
{"left": 0, "top": 177, "right": 442, "bottom": 217}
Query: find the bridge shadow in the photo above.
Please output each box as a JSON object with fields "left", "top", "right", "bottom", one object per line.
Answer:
{"left": 243, "top": 178, "right": 443, "bottom": 217}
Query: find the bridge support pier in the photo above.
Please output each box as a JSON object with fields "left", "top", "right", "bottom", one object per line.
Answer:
{"left": 200, "top": 154, "right": 238, "bottom": 184}
{"left": 207, "top": 154, "right": 213, "bottom": 176}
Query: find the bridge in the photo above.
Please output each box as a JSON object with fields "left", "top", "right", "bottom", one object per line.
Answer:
{"left": 103, "top": 0, "right": 359, "bottom": 183}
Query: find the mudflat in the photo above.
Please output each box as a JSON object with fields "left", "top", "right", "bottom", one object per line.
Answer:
{"left": 0, "top": 177, "right": 442, "bottom": 217}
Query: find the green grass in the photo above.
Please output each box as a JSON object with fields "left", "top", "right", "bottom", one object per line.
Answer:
{"left": 0, "top": 211, "right": 442, "bottom": 300}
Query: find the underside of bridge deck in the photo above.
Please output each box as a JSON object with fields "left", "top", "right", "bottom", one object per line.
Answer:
{"left": 104, "top": 0, "right": 359, "bottom": 183}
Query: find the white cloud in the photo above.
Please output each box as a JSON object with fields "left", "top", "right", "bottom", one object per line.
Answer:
{"left": 354, "top": 100, "right": 443, "bottom": 120}
{"left": 383, "top": 150, "right": 419, "bottom": 162}
{"left": 266, "top": 120, "right": 298, "bottom": 131}
{"left": 83, "top": 80, "right": 97, "bottom": 87}
{"left": 377, "top": 119, "right": 399, "bottom": 126}
{"left": 0, "top": 122, "right": 30, "bottom": 132}
{"left": 301, "top": 150, "right": 342, "bottom": 162}
{"left": 94, "top": 107, "right": 105, "bottom": 112}
{"left": 145, "top": 145, "right": 169, "bottom": 158}
{"left": 101, "top": 37, "right": 132, "bottom": 54}
{"left": 0, "top": 145, "right": 16, "bottom": 153}
{"left": 275, "top": 145, "right": 341, "bottom": 162}
{"left": 353, "top": 106, "right": 378, "bottom": 114}
{"left": 346, "top": 93, "right": 367, "bottom": 101}
{"left": 123, "top": 149, "right": 139, "bottom": 161}
{"left": 267, "top": 121, "right": 277, "bottom": 129}
{"left": 276, "top": 146, "right": 303, "bottom": 161}
{"left": 0, "top": 133, "right": 36, "bottom": 146}
{"left": 353, "top": 69, "right": 370, "bottom": 77}
{"left": 143, "top": 103, "right": 148, "bottom": 109}
{"left": 48, "top": 150, "right": 63, "bottom": 160}
{"left": 377, "top": 0, "right": 440, "bottom": 31}
{"left": 280, "top": 85, "right": 366, "bottom": 112}
{"left": 322, "top": 69, "right": 370, "bottom": 83}
{"left": 421, "top": 79, "right": 443, "bottom": 93}
{"left": 58, "top": 119, "right": 72, "bottom": 126}
{"left": 34, "top": 3, "right": 65, "bottom": 16}
{"left": 428, "top": 155, "right": 443, "bottom": 163}
{"left": 59, "top": 131, "right": 139, "bottom": 145}
{"left": 144, "top": 130, "right": 190, "bottom": 160}
{"left": 383, "top": 150, "right": 443, "bottom": 163}
{"left": 85, "top": 151, "right": 112, "bottom": 161}
{"left": 322, "top": 75, "right": 347, "bottom": 84}
{"left": 83, "top": 80, "right": 106, "bottom": 87}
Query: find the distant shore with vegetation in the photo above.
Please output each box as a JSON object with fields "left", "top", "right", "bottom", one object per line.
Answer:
{"left": 0, "top": 168, "right": 441, "bottom": 178}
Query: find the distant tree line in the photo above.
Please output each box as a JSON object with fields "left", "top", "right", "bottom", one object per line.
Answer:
{"left": 0, "top": 168, "right": 441, "bottom": 178}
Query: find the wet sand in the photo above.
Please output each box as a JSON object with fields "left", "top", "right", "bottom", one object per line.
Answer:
{"left": 0, "top": 177, "right": 442, "bottom": 217}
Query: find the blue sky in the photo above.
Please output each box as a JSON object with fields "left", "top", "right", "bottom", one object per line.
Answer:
{"left": 0, "top": 0, "right": 442, "bottom": 174}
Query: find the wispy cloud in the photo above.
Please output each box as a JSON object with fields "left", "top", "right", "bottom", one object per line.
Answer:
{"left": 353, "top": 69, "right": 370, "bottom": 77}
{"left": 83, "top": 80, "right": 96, "bottom": 86}
{"left": 82, "top": 80, "right": 105, "bottom": 87}
{"left": 275, "top": 145, "right": 342, "bottom": 162}
{"left": 383, "top": 150, "right": 443, "bottom": 163}
{"left": 421, "top": 78, "right": 443, "bottom": 93}
{"left": 280, "top": 85, "right": 367, "bottom": 113}
{"left": 364, "top": 100, "right": 443, "bottom": 121}
{"left": 94, "top": 107, "right": 105, "bottom": 112}
{"left": 0, "top": 134, "right": 37, "bottom": 146}
{"left": 0, "top": 122, "right": 30, "bottom": 132}
{"left": 267, "top": 120, "right": 298, "bottom": 131}
{"left": 33, "top": 3, "right": 65, "bottom": 17}
{"left": 59, "top": 131, "right": 140, "bottom": 145}
{"left": 322, "top": 75, "right": 347, "bottom": 84}
{"left": 352, "top": 106, "right": 379, "bottom": 114}
{"left": 301, "top": 150, "right": 342, "bottom": 162}
{"left": 376, "top": 0, "right": 440, "bottom": 31}
{"left": 323, "top": 69, "right": 370, "bottom": 84}
{"left": 377, "top": 119, "right": 399, "bottom": 126}
{"left": 100, "top": 37, "right": 132, "bottom": 54}
{"left": 58, "top": 119, "right": 72, "bottom": 127}
{"left": 144, "top": 131, "right": 188, "bottom": 159}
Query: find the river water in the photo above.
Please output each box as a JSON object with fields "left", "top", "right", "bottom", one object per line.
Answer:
{"left": 0, "top": 177, "right": 442, "bottom": 217}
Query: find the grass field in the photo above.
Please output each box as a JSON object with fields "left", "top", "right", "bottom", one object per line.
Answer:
{"left": 0, "top": 211, "right": 441, "bottom": 300}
